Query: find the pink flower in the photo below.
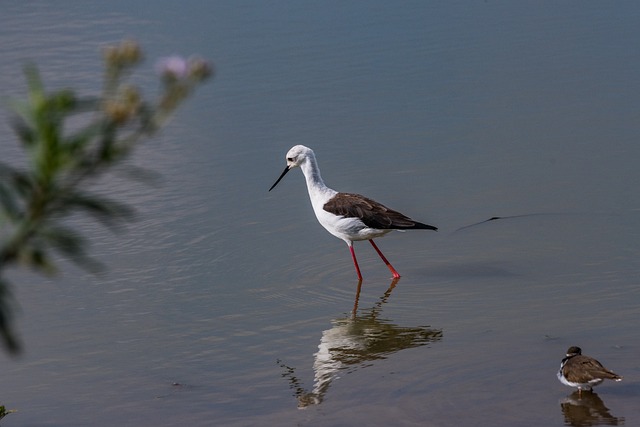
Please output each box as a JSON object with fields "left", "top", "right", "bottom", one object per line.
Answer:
{"left": 155, "top": 56, "right": 189, "bottom": 79}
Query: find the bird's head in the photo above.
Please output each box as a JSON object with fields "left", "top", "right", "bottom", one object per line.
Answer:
{"left": 269, "top": 145, "right": 314, "bottom": 191}
{"left": 566, "top": 346, "right": 582, "bottom": 357}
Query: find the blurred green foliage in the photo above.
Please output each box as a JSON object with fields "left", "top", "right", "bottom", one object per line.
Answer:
{"left": 0, "top": 404, "right": 17, "bottom": 420}
{"left": 0, "top": 40, "right": 212, "bottom": 354}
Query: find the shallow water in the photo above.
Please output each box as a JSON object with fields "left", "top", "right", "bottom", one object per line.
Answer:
{"left": 1, "top": 2, "right": 639, "bottom": 426}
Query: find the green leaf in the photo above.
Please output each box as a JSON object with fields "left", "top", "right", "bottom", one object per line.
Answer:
{"left": 40, "top": 226, "right": 103, "bottom": 273}
{"left": 19, "top": 246, "right": 57, "bottom": 276}
{"left": 0, "top": 164, "right": 26, "bottom": 221}
{"left": 0, "top": 279, "right": 22, "bottom": 355}
{"left": 0, "top": 404, "right": 18, "bottom": 419}
{"left": 10, "top": 116, "right": 37, "bottom": 148}
{"left": 23, "top": 63, "right": 46, "bottom": 107}
{"left": 57, "top": 191, "right": 136, "bottom": 228}
{"left": 0, "top": 184, "right": 20, "bottom": 221}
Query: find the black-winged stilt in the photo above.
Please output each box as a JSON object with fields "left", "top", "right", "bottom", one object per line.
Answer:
{"left": 557, "top": 346, "right": 622, "bottom": 396}
{"left": 269, "top": 145, "right": 437, "bottom": 281}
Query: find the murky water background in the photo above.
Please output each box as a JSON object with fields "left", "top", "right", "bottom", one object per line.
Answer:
{"left": 1, "top": 2, "right": 639, "bottom": 426}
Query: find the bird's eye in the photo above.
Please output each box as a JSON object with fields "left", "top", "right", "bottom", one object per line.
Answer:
{"left": 287, "top": 157, "right": 294, "bottom": 162}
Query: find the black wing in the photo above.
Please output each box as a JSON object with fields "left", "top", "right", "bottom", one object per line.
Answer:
{"left": 323, "top": 193, "right": 437, "bottom": 231}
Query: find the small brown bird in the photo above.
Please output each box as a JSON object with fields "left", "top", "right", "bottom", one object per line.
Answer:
{"left": 557, "top": 346, "right": 622, "bottom": 396}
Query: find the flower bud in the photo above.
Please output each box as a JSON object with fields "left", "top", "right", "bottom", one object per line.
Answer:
{"left": 103, "top": 40, "right": 142, "bottom": 69}
{"left": 187, "top": 56, "right": 214, "bottom": 81}
{"left": 118, "top": 40, "right": 142, "bottom": 65}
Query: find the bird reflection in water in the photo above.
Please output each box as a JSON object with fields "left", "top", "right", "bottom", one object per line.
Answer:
{"left": 278, "top": 279, "right": 443, "bottom": 408}
{"left": 560, "top": 391, "right": 625, "bottom": 426}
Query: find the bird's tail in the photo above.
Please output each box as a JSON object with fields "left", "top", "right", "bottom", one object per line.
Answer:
{"left": 412, "top": 222, "right": 438, "bottom": 231}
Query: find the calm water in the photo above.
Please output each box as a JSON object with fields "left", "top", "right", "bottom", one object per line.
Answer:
{"left": 1, "top": 2, "right": 639, "bottom": 426}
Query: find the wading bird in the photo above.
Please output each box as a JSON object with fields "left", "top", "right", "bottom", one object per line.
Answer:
{"left": 269, "top": 145, "right": 436, "bottom": 281}
{"left": 557, "top": 346, "right": 622, "bottom": 396}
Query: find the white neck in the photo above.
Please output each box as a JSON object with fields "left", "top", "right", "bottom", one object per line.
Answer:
{"left": 300, "top": 154, "right": 337, "bottom": 202}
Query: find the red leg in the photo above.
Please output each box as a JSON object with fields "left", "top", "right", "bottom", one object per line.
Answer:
{"left": 348, "top": 244, "right": 363, "bottom": 281}
{"left": 369, "top": 240, "right": 401, "bottom": 278}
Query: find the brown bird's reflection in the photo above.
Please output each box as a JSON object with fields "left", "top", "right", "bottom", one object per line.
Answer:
{"left": 278, "top": 279, "right": 443, "bottom": 408}
{"left": 560, "top": 391, "right": 625, "bottom": 426}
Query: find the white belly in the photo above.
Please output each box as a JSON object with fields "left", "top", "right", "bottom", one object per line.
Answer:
{"left": 314, "top": 208, "right": 392, "bottom": 243}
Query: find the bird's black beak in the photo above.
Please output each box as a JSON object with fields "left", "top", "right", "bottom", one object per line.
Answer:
{"left": 269, "top": 166, "right": 291, "bottom": 191}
